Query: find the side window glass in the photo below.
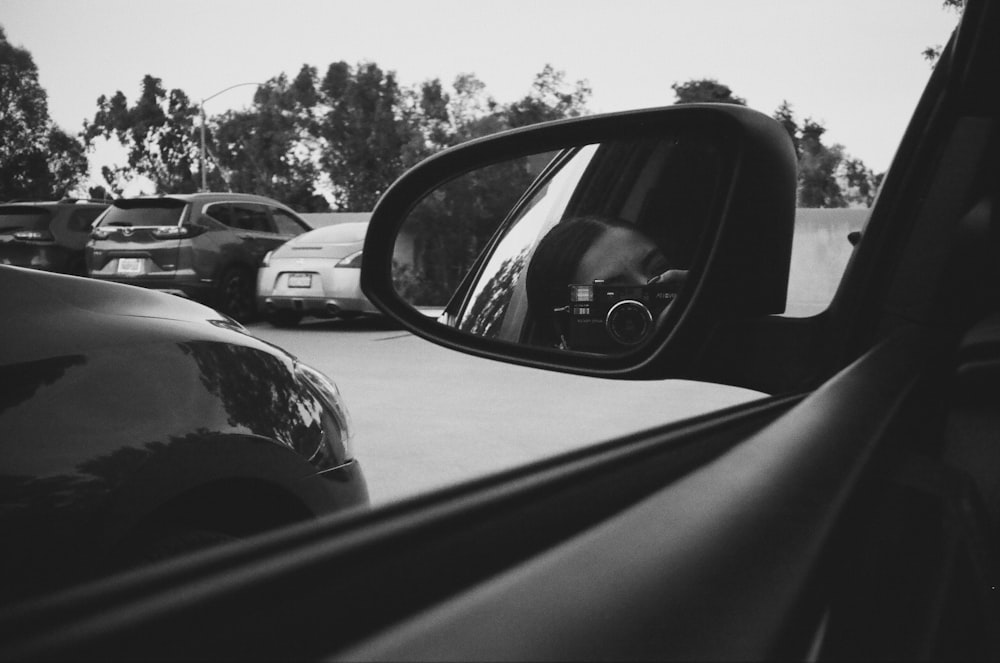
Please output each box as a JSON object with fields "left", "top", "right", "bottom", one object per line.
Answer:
{"left": 205, "top": 203, "right": 233, "bottom": 227}
{"left": 229, "top": 203, "right": 272, "bottom": 233}
{"left": 272, "top": 208, "right": 308, "bottom": 236}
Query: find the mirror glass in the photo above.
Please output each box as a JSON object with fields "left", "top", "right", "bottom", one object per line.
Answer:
{"left": 391, "top": 132, "right": 725, "bottom": 356}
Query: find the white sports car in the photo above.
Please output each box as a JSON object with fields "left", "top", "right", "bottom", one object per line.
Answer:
{"left": 256, "top": 221, "right": 379, "bottom": 326}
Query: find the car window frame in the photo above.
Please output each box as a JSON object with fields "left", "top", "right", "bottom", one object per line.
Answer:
{"left": 227, "top": 201, "right": 275, "bottom": 234}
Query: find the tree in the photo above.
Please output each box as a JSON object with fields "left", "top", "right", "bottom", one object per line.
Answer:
{"left": 923, "top": 0, "right": 964, "bottom": 65}
{"left": 0, "top": 26, "right": 89, "bottom": 200}
{"left": 503, "top": 65, "right": 591, "bottom": 128}
{"left": 315, "top": 61, "right": 413, "bottom": 211}
{"left": 839, "top": 157, "right": 880, "bottom": 207}
{"left": 83, "top": 75, "right": 200, "bottom": 194}
{"left": 672, "top": 79, "right": 747, "bottom": 105}
{"left": 798, "top": 119, "right": 845, "bottom": 207}
{"left": 210, "top": 69, "right": 329, "bottom": 211}
{"left": 772, "top": 102, "right": 878, "bottom": 208}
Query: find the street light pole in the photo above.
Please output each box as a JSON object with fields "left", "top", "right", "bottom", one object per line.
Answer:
{"left": 199, "top": 82, "right": 263, "bottom": 192}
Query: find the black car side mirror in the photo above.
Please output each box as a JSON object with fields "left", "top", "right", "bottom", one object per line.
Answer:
{"left": 361, "top": 105, "right": 797, "bottom": 380}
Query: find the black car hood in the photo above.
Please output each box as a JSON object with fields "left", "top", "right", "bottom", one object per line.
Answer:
{"left": 1, "top": 265, "right": 253, "bottom": 365}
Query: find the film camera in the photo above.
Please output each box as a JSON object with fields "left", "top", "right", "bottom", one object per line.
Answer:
{"left": 556, "top": 280, "right": 676, "bottom": 351}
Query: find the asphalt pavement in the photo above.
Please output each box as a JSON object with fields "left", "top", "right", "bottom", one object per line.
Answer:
{"left": 247, "top": 317, "right": 765, "bottom": 505}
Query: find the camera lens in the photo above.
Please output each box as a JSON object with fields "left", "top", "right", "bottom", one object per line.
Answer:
{"left": 605, "top": 300, "right": 653, "bottom": 346}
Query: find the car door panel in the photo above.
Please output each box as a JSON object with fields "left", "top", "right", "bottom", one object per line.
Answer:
{"left": 0, "top": 393, "right": 801, "bottom": 660}
{"left": 341, "top": 325, "right": 951, "bottom": 661}
{"left": 0, "top": 325, "right": 964, "bottom": 660}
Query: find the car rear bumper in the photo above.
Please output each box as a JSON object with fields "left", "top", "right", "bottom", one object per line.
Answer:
{"left": 259, "top": 294, "right": 379, "bottom": 317}
{"left": 257, "top": 264, "right": 377, "bottom": 316}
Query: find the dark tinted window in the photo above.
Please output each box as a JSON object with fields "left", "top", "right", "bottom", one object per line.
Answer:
{"left": 272, "top": 208, "right": 308, "bottom": 235}
{"left": 0, "top": 208, "right": 51, "bottom": 232}
{"left": 203, "top": 203, "right": 232, "bottom": 226}
{"left": 98, "top": 199, "right": 185, "bottom": 227}
{"left": 230, "top": 203, "right": 273, "bottom": 233}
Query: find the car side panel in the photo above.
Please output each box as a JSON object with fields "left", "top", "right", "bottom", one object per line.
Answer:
{"left": 0, "top": 339, "right": 363, "bottom": 604}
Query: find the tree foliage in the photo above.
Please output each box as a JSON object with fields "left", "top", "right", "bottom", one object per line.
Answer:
{"left": 773, "top": 101, "right": 879, "bottom": 208}
{"left": 314, "top": 61, "right": 412, "bottom": 211}
{"left": 672, "top": 79, "right": 747, "bottom": 105}
{"left": 210, "top": 70, "right": 329, "bottom": 211}
{"left": 83, "top": 75, "right": 200, "bottom": 194}
{"left": 672, "top": 81, "right": 878, "bottom": 208}
{"left": 0, "top": 26, "right": 88, "bottom": 200}
{"left": 923, "top": 0, "right": 964, "bottom": 65}
{"left": 503, "top": 65, "right": 591, "bottom": 128}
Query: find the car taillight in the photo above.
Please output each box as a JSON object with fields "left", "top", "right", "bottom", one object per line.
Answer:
{"left": 90, "top": 227, "right": 112, "bottom": 239}
{"left": 151, "top": 225, "right": 205, "bottom": 239}
{"left": 336, "top": 251, "right": 363, "bottom": 268}
{"left": 13, "top": 230, "right": 54, "bottom": 242}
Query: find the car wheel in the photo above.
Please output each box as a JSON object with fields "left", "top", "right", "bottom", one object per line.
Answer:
{"left": 269, "top": 310, "right": 303, "bottom": 328}
{"left": 216, "top": 267, "right": 256, "bottom": 322}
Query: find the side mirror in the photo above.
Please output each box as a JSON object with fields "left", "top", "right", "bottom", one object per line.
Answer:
{"left": 362, "top": 105, "right": 796, "bottom": 380}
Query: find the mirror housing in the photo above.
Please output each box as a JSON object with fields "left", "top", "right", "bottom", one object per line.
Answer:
{"left": 362, "top": 104, "right": 796, "bottom": 380}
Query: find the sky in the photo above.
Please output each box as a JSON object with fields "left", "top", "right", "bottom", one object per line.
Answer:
{"left": 1, "top": 0, "right": 960, "bottom": 185}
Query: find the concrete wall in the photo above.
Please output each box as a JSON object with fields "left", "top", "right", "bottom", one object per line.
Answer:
{"left": 786, "top": 208, "right": 870, "bottom": 317}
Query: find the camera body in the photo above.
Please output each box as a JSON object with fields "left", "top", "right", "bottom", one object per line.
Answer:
{"left": 559, "top": 280, "right": 675, "bottom": 351}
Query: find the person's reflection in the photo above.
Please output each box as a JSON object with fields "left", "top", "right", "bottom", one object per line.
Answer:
{"left": 526, "top": 216, "right": 688, "bottom": 350}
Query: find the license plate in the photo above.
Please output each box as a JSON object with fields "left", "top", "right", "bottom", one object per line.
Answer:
{"left": 117, "top": 258, "right": 143, "bottom": 275}
{"left": 288, "top": 273, "right": 312, "bottom": 288}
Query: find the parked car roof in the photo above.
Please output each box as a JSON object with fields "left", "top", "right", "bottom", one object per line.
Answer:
{"left": 113, "top": 192, "right": 298, "bottom": 207}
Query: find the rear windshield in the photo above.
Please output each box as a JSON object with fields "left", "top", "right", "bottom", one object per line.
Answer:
{"left": 97, "top": 199, "right": 186, "bottom": 227}
{"left": 0, "top": 208, "right": 51, "bottom": 232}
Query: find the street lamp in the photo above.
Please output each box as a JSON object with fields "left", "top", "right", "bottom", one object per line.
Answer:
{"left": 199, "top": 82, "right": 263, "bottom": 191}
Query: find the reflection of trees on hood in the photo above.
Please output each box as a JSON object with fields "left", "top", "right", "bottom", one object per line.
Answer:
{"left": 177, "top": 341, "right": 318, "bottom": 446}
{"left": 0, "top": 355, "right": 87, "bottom": 414}
{"left": 0, "top": 429, "right": 256, "bottom": 603}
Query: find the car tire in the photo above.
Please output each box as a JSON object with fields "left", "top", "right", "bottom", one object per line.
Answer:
{"left": 269, "top": 310, "right": 303, "bottom": 328}
{"left": 216, "top": 267, "right": 256, "bottom": 322}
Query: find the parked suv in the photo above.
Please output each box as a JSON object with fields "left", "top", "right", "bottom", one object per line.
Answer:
{"left": 85, "top": 193, "right": 311, "bottom": 320}
{"left": 0, "top": 199, "right": 109, "bottom": 275}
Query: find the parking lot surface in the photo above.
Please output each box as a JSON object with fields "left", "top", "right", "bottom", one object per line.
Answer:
{"left": 248, "top": 317, "right": 764, "bottom": 504}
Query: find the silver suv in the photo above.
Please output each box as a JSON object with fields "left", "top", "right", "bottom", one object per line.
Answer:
{"left": 86, "top": 192, "right": 310, "bottom": 320}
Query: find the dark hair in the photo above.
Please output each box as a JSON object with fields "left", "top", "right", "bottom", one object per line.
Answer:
{"left": 525, "top": 215, "right": 636, "bottom": 341}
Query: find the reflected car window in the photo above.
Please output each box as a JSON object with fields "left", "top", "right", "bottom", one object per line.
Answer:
{"left": 458, "top": 145, "right": 599, "bottom": 338}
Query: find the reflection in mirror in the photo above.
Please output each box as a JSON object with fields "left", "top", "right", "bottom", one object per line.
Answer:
{"left": 392, "top": 134, "right": 723, "bottom": 356}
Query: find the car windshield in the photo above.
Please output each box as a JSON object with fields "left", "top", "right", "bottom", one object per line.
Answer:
{"left": 97, "top": 199, "right": 186, "bottom": 227}
{"left": 0, "top": 208, "right": 51, "bottom": 232}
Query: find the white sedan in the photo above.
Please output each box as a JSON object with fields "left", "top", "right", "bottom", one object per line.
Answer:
{"left": 257, "top": 222, "right": 379, "bottom": 327}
